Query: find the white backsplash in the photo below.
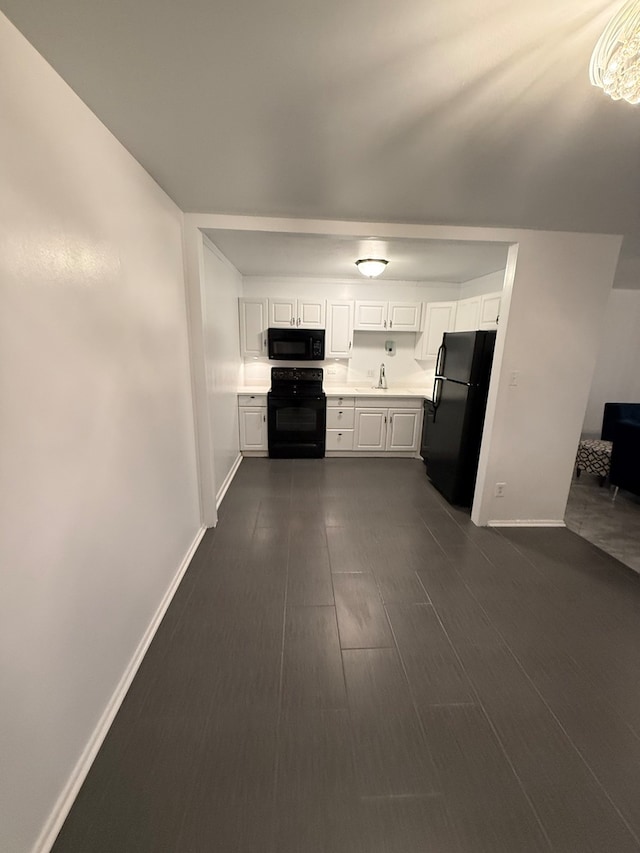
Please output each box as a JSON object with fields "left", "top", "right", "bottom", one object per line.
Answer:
{"left": 242, "top": 330, "right": 435, "bottom": 391}
{"left": 239, "top": 275, "right": 499, "bottom": 391}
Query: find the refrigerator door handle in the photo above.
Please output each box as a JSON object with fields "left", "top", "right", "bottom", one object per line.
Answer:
{"left": 435, "top": 342, "right": 445, "bottom": 378}
{"left": 432, "top": 377, "right": 443, "bottom": 421}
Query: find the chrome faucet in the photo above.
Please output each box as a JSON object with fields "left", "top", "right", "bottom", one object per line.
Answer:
{"left": 374, "top": 362, "right": 387, "bottom": 389}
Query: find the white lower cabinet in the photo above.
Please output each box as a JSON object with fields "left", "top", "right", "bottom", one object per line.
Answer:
{"left": 239, "top": 407, "right": 267, "bottom": 450}
{"left": 238, "top": 394, "right": 268, "bottom": 452}
{"left": 354, "top": 409, "right": 387, "bottom": 450}
{"left": 354, "top": 407, "right": 421, "bottom": 452}
{"left": 387, "top": 409, "right": 421, "bottom": 451}
{"left": 326, "top": 396, "right": 422, "bottom": 454}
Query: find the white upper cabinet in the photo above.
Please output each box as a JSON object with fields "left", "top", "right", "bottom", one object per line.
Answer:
{"left": 479, "top": 291, "right": 502, "bottom": 329}
{"left": 239, "top": 297, "right": 268, "bottom": 357}
{"left": 269, "top": 298, "right": 326, "bottom": 328}
{"left": 326, "top": 300, "right": 354, "bottom": 358}
{"left": 387, "top": 302, "right": 422, "bottom": 331}
{"left": 269, "top": 298, "right": 297, "bottom": 327}
{"left": 454, "top": 296, "right": 481, "bottom": 332}
{"left": 354, "top": 300, "right": 421, "bottom": 331}
{"left": 415, "top": 301, "right": 457, "bottom": 360}
{"left": 354, "top": 300, "right": 388, "bottom": 330}
{"left": 299, "top": 298, "right": 326, "bottom": 328}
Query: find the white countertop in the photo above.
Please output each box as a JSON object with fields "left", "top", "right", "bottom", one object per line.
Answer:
{"left": 324, "top": 386, "right": 428, "bottom": 399}
{"left": 238, "top": 385, "right": 431, "bottom": 400}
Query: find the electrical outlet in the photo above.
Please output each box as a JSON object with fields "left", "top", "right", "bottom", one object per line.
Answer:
{"left": 366, "top": 369, "right": 374, "bottom": 378}
{"left": 495, "top": 482, "right": 506, "bottom": 497}
{"left": 326, "top": 366, "right": 337, "bottom": 375}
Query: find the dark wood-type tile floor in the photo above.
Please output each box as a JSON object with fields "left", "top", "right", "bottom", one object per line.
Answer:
{"left": 53, "top": 459, "right": 640, "bottom": 852}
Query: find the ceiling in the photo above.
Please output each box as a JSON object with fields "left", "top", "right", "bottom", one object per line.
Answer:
{"left": 2, "top": 0, "right": 639, "bottom": 286}
{"left": 203, "top": 231, "right": 509, "bottom": 282}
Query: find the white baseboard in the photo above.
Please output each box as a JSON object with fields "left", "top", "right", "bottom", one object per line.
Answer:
{"left": 488, "top": 519, "right": 566, "bottom": 528}
{"left": 216, "top": 454, "right": 242, "bottom": 508}
{"left": 33, "top": 525, "right": 207, "bottom": 853}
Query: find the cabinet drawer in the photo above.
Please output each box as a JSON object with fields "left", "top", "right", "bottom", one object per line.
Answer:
{"left": 326, "top": 429, "right": 354, "bottom": 450}
{"left": 326, "top": 407, "right": 355, "bottom": 429}
{"left": 327, "top": 395, "right": 355, "bottom": 408}
{"left": 238, "top": 393, "right": 267, "bottom": 406}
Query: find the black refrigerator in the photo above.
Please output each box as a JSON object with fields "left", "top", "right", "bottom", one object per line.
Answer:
{"left": 422, "top": 330, "right": 496, "bottom": 507}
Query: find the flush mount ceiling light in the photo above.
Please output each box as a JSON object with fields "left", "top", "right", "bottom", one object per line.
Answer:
{"left": 590, "top": 0, "right": 640, "bottom": 104}
{"left": 355, "top": 258, "right": 388, "bottom": 278}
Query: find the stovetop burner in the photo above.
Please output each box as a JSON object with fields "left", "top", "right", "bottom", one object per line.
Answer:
{"left": 269, "top": 367, "right": 324, "bottom": 397}
{"left": 271, "top": 367, "right": 323, "bottom": 384}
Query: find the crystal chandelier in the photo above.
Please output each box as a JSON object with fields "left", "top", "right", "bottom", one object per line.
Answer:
{"left": 590, "top": 0, "right": 640, "bottom": 104}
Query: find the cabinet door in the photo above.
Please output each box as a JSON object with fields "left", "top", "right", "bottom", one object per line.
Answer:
{"left": 269, "top": 298, "right": 297, "bottom": 327}
{"left": 239, "top": 298, "right": 268, "bottom": 357}
{"left": 354, "top": 408, "right": 387, "bottom": 450}
{"left": 239, "top": 406, "right": 267, "bottom": 450}
{"left": 354, "top": 300, "right": 388, "bottom": 330}
{"left": 479, "top": 292, "right": 501, "bottom": 329}
{"left": 388, "top": 302, "right": 422, "bottom": 332}
{"left": 454, "top": 296, "right": 481, "bottom": 332}
{"left": 386, "top": 409, "right": 420, "bottom": 451}
{"left": 416, "top": 301, "right": 457, "bottom": 359}
{"left": 326, "top": 300, "right": 354, "bottom": 357}
{"left": 298, "top": 299, "right": 326, "bottom": 328}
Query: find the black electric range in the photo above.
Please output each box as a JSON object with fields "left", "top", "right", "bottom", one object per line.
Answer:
{"left": 267, "top": 367, "right": 326, "bottom": 458}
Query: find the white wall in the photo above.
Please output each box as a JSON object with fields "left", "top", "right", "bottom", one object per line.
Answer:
{"left": 474, "top": 233, "right": 621, "bottom": 525}
{"left": 0, "top": 15, "right": 201, "bottom": 853}
{"left": 582, "top": 289, "right": 640, "bottom": 436}
{"left": 241, "top": 276, "right": 459, "bottom": 388}
{"left": 459, "top": 269, "right": 505, "bottom": 299}
{"left": 202, "top": 239, "right": 243, "bottom": 500}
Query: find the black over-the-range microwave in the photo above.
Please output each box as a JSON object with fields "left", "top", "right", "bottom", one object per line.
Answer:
{"left": 267, "top": 328, "right": 325, "bottom": 361}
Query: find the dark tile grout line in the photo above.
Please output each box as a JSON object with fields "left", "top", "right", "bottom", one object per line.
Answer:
{"left": 414, "top": 567, "right": 555, "bottom": 849}
{"left": 489, "top": 528, "right": 640, "bottom": 748}
{"left": 322, "top": 473, "right": 453, "bottom": 810}
{"left": 413, "top": 548, "right": 640, "bottom": 849}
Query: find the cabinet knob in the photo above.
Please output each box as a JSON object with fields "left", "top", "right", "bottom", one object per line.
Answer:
{"left": 389, "top": 320, "right": 393, "bottom": 328}
{"left": 338, "top": 432, "right": 342, "bottom": 436}
{"left": 339, "top": 411, "right": 343, "bottom": 414}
